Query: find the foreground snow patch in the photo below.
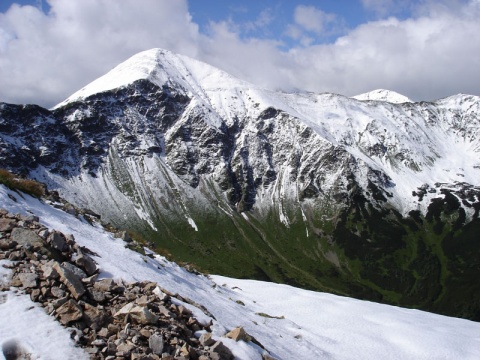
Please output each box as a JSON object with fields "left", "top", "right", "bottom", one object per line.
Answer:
{"left": 0, "top": 269, "right": 87, "bottom": 360}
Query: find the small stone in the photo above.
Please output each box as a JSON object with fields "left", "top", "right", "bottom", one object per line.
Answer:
{"left": 82, "top": 303, "right": 107, "bottom": 331}
{"left": 262, "top": 352, "right": 278, "bottom": 360}
{"left": 81, "top": 273, "right": 98, "bottom": 285}
{"left": 97, "top": 327, "right": 110, "bottom": 338}
{"left": 50, "top": 286, "right": 66, "bottom": 298}
{"left": 89, "top": 288, "right": 106, "bottom": 303}
{"left": 149, "top": 333, "right": 164, "bottom": 355}
{"left": 210, "top": 341, "right": 234, "bottom": 360}
{"left": 0, "top": 239, "right": 17, "bottom": 250}
{"left": 91, "top": 339, "right": 106, "bottom": 347}
{"left": 177, "top": 305, "right": 192, "bottom": 316}
{"left": 65, "top": 233, "right": 75, "bottom": 245}
{"left": 157, "top": 305, "right": 175, "bottom": 318}
{"left": 140, "top": 329, "right": 152, "bottom": 338}
{"left": 56, "top": 299, "right": 83, "bottom": 324}
{"left": 116, "top": 343, "right": 135, "bottom": 356}
{"left": 135, "top": 295, "right": 152, "bottom": 307}
{"left": 41, "top": 261, "right": 60, "bottom": 280}
{"left": 114, "top": 302, "right": 159, "bottom": 325}
{"left": 61, "top": 262, "right": 87, "bottom": 279}
{"left": 107, "top": 324, "right": 119, "bottom": 334}
{"left": 94, "top": 279, "right": 115, "bottom": 292}
{"left": 18, "top": 272, "right": 38, "bottom": 288}
{"left": 52, "top": 262, "right": 86, "bottom": 299}
{"left": 225, "top": 327, "right": 249, "bottom": 342}
{"left": 52, "top": 296, "right": 69, "bottom": 309}
{"left": 75, "top": 251, "right": 97, "bottom": 276}
{"left": 199, "top": 332, "right": 215, "bottom": 347}
{"left": 21, "top": 214, "right": 39, "bottom": 223}
{"left": 115, "top": 231, "right": 132, "bottom": 243}
{"left": 0, "top": 218, "right": 16, "bottom": 231}
{"left": 47, "top": 231, "right": 68, "bottom": 252}
{"left": 153, "top": 287, "right": 170, "bottom": 302}
{"left": 10, "top": 228, "right": 45, "bottom": 250}
{"left": 30, "top": 288, "right": 41, "bottom": 301}
{"left": 37, "top": 228, "right": 50, "bottom": 239}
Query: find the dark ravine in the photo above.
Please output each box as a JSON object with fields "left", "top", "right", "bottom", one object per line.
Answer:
{"left": 1, "top": 49, "right": 480, "bottom": 321}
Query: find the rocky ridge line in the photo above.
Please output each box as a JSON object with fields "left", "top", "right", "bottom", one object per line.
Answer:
{"left": 0, "top": 206, "right": 274, "bottom": 360}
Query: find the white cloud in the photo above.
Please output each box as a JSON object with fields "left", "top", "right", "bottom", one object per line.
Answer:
{"left": 293, "top": 5, "right": 338, "bottom": 34}
{"left": 0, "top": 0, "right": 479, "bottom": 107}
{"left": 284, "top": 5, "right": 343, "bottom": 45}
{"left": 0, "top": 0, "right": 199, "bottom": 107}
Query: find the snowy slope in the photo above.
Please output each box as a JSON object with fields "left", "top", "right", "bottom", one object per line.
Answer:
{"left": 1, "top": 185, "right": 480, "bottom": 360}
{"left": 352, "top": 89, "right": 413, "bottom": 103}
{"left": 50, "top": 49, "right": 479, "bottom": 217}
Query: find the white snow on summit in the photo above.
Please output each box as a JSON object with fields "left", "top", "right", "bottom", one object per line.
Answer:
{"left": 352, "top": 89, "right": 413, "bottom": 103}
{"left": 54, "top": 49, "right": 252, "bottom": 109}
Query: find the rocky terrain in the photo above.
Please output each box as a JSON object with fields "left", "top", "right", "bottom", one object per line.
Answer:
{"left": 0, "top": 205, "right": 275, "bottom": 360}
{"left": 1, "top": 48, "right": 480, "bottom": 320}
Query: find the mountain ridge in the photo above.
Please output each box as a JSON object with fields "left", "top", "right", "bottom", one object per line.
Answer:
{"left": 1, "top": 48, "right": 480, "bottom": 320}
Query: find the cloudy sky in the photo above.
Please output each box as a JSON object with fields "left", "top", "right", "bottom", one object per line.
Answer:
{"left": 1, "top": 0, "right": 479, "bottom": 108}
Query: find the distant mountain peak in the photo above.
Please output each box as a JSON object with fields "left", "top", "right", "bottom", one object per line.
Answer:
{"left": 352, "top": 89, "right": 413, "bottom": 104}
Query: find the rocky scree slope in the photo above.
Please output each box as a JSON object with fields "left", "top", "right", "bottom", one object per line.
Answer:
{"left": 0, "top": 203, "right": 269, "bottom": 360}
{"left": 1, "top": 49, "right": 480, "bottom": 320}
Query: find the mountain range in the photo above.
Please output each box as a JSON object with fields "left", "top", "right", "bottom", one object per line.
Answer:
{"left": 1, "top": 48, "right": 479, "bottom": 320}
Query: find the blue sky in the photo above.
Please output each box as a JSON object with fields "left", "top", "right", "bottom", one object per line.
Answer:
{"left": 0, "top": 0, "right": 479, "bottom": 107}
{"left": 0, "top": 0, "right": 412, "bottom": 47}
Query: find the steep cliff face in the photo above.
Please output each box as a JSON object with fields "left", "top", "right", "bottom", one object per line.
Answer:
{"left": 1, "top": 49, "right": 480, "bottom": 319}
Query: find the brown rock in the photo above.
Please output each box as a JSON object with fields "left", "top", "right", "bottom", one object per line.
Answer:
{"left": 10, "top": 228, "right": 45, "bottom": 250}
{"left": 75, "top": 251, "right": 97, "bottom": 276}
{"left": 199, "top": 332, "right": 215, "bottom": 347}
{"left": 52, "top": 296, "right": 69, "bottom": 309}
{"left": 52, "top": 262, "right": 86, "bottom": 299}
{"left": 210, "top": 341, "right": 234, "bottom": 360}
{"left": 82, "top": 303, "right": 107, "bottom": 331}
{"left": 30, "top": 288, "right": 41, "bottom": 301}
{"left": 18, "top": 272, "right": 38, "bottom": 288}
{"left": 50, "top": 286, "right": 66, "bottom": 298}
{"left": 41, "top": 261, "right": 60, "bottom": 280}
{"left": 114, "top": 302, "right": 159, "bottom": 325}
{"left": 225, "top": 327, "right": 249, "bottom": 342}
{"left": 94, "top": 279, "right": 115, "bottom": 292}
{"left": 0, "top": 239, "right": 17, "bottom": 250}
{"left": 56, "top": 299, "right": 83, "bottom": 324}
{"left": 0, "top": 218, "right": 16, "bottom": 231}
{"left": 97, "top": 327, "right": 110, "bottom": 338}
{"left": 116, "top": 343, "right": 135, "bottom": 356}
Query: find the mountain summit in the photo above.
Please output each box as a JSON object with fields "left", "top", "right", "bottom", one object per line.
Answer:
{"left": 1, "top": 48, "right": 480, "bottom": 320}
{"left": 55, "top": 48, "right": 251, "bottom": 109}
{"left": 352, "top": 89, "right": 413, "bottom": 103}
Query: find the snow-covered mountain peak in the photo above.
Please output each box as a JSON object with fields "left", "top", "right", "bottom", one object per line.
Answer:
{"left": 54, "top": 48, "right": 253, "bottom": 108}
{"left": 352, "top": 89, "right": 413, "bottom": 104}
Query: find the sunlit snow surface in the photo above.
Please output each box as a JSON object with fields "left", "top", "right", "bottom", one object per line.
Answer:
{"left": 352, "top": 89, "right": 413, "bottom": 104}
{"left": 1, "top": 185, "right": 480, "bottom": 360}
